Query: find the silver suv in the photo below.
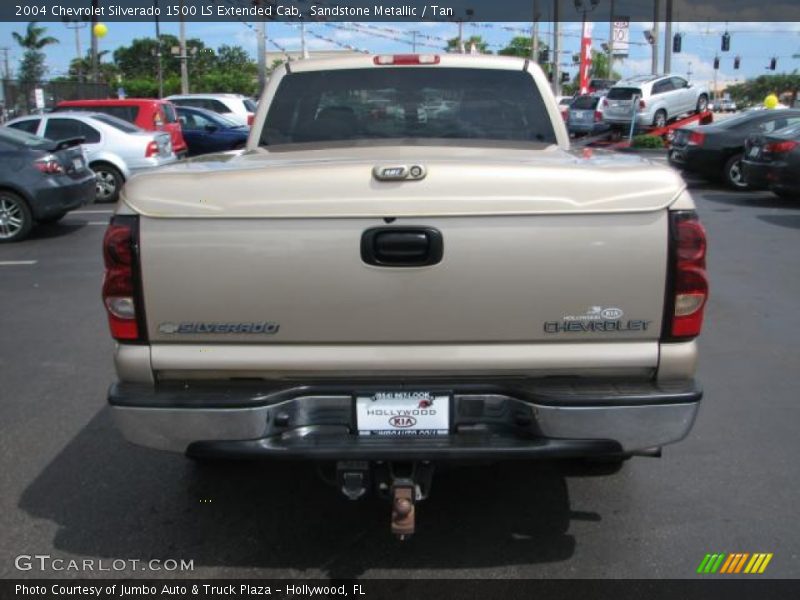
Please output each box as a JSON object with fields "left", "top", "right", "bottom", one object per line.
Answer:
{"left": 603, "top": 74, "right": 709, "bottom": 129}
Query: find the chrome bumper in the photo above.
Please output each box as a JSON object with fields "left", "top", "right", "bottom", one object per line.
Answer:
{"left": 109, "top": 380, "right": 701, "bottom": 457}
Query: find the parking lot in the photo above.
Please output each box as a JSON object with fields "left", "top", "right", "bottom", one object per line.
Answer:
{"left": 1, "top": 171, "right": 799, "bottom": 579}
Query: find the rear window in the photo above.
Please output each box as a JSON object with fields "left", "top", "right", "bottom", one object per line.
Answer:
{"left": 162, "top": 103, "right": 178, "bottom": 123}
{"left": 92, "top": 114, "right": 141, "bottom": 133}
{"left": 6, "top": 119, "right": 40, "bottom": 135}
{"left": 571, "top": 96, "right": 599, "bottom": 110}
{"left": 243, "top": 98, "right": 257, "bottom": 112}
{"left": 261, "top": 67, "right": 557, "bottom": 147}
{"left": 57, "top": 105, "right": 139, "bottom": 123}
{"left": 607, "top": 87, "right": 642, "bottom": 100}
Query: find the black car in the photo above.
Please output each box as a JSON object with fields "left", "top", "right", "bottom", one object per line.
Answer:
{"left": 0, "top": 127, "right": 96, "bottom": 242}
{"left": 668, "top": 109, "right": 800, "bottom": 189}
{"left": 742, "top": 123, "right": 800, "bottom": 199}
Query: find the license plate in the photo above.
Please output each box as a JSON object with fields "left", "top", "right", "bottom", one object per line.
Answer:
{"left": 356, "top": 392, "right": 449, "bottom": 436}
{"left": 748, "top": 146, "right": 760, "bottom": 158}
{"left": 72, "top": 158, "right": 83, "bottom": 170}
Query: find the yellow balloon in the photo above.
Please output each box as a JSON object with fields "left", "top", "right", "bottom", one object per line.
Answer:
{"left": 93, "top": 23, "right": 108, "bottom": 38}
{"left": 764, "top": 94, "right": 779, "bottom": 109}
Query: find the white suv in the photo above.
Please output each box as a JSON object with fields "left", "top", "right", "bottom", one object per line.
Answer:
{"left": 602, "top": 74, "right": 709, "bottom": 130}
{"left": 165, "top": 94, "right": 256, "bottom": 127}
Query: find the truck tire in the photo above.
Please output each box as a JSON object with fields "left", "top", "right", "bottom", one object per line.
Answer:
{"left": 696, "top": 94, "right": 708, "bottom": 113}
{"left": 0, "top": 190, "right": 34, "bottom": 243}
{"left": 92, "top": 163, "right": 124, "bottom": 203}
{"left": 653, "top": 110, "right": 667, "bottom": 129}
{"left": 723, "top": 154, "right": 749, "bottom": 190}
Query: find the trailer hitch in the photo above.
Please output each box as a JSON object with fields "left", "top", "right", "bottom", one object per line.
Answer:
{"left": 335, "top": 460, "right": 434, "bottom": 540}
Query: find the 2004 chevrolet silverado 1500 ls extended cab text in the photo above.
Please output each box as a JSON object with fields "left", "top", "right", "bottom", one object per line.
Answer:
{"left": 104, "top": 54, "right": 708, "bottom": 537}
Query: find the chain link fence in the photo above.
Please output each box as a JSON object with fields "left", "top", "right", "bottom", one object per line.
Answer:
{"left": 0, "top": 80, "right": 112, "bottom": 123}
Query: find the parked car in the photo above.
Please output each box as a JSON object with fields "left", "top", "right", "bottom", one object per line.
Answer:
{"left": 742, "top": 122, "right": 800, "bottom": 198}
{"left": 555, "top": 95, "right": 573, "bottom": 121}
{"left": 717, "top": 99, "right": 737, "bottom": 113}
{"left": 566, "top": 94, "right": 609, "bottom": 135}
{"left": 602, "top": 74, "right": 709, "bottom": 130}
{"left": 6, "top": 112, "right": 177, "bottom": 203}
{"left": 0, "top": 127, "right": 95, "bottom": 242}
{"left": 54, "top": 98, "right": 188, "bottom": 158}
{"left": 165, "top": 94, "right": 256, "bottom": 127}
{"left": 175, "top": 106, "right": 249, "bottom": 156}
{"left": 668, "top": 109, "right": 800, "bottom": 189}
{"left": 106, "top": 53, "right": 708, "bottom": 538}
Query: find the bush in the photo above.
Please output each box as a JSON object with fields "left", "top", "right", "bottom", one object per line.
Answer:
{"left": 631, "top": 134, "right": 666, "bottom": 149}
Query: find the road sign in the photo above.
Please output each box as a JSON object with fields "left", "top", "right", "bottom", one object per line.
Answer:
{"left": 612, "top": 18, "right": 629, "bottom": 57}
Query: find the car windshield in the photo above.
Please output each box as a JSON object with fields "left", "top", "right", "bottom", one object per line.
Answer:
{"left": 91, "top": 114, "right": 142, "bottom": 133}
{"left": 0, "top": 126, "right": 50, "bottom": 148}
{"left": 180, "top": 108, "right": 239, "bottom": 128}
{"left": 261, "top": 67, "right": 557, "bottom": 147}
{"left": 571, "top": 96, "right": 599, "bottom": 110}
{"left": 607, "top": 87, "right": 642, "bottom": 100}
{"left": 774, "top": 123, "right": 800, "bottom": 138}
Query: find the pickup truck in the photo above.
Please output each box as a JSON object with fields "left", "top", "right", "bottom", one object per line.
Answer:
{"left": 104, "top": 54, "right": 708, "bottom": 538}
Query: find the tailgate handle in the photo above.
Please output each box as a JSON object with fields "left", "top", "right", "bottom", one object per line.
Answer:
{"left": 361, "top": 227, "right": 443, "bottom": 267}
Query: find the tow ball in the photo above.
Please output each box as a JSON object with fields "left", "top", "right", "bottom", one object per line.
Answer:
{"left": 336, "top": 461, "right": 435, "bottom": 540}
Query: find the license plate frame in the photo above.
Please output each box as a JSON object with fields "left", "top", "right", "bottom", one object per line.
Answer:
{"left": 355, "top": 391, "right": 450, "bottom": 436}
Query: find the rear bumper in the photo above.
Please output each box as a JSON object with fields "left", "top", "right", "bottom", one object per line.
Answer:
{"left": 109, "top": 379, "right": 702, "bottom": 459}
{"left": 31, "top": 173, "right": 95, "bottom": 219}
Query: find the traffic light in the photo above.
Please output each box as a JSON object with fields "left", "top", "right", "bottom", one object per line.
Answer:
{"left": 673, "top": 33, "right": 682, "bottom": 53}
{"left": 734, "top": 56, "right": 741, "bottom": 69}
{"left": 540, "top": 48, "right": 549, "bottom": 63}
{"left": 769, "top": 57, "right": 777, "bottom": 70}
{"left": 713, "top": 56, "right": 720, "bottom": 70}
{"left": 721, "top": 32, "right": 731, "bottom": 52}
{"left": 561, "top": 72, "right": 570, "bottom": 83}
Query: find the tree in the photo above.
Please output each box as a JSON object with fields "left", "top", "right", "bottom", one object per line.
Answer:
{"left": 68, "top": 50, "right": 119, "bottom": 84}
{"left": 445, "top": 35, "right": 489, "bottom": 54}
{"left": 570, "top": 49, "right": 621, "bottom": 82}
{"left": 725, "top": 71, "right": 800, "bottom": 108}
{"left": 498, "top": 36, "right": 549, "bottom": 60}
{"left": 12, "top": 22, "right": 59, "bottom": 83}
{"left": 217, "top": 45, "right": 255, "bottom": 74}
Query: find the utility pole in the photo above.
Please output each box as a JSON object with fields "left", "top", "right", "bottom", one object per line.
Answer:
{"left": 257, "top": 17, "right": 266, "bottom": 92}
{"left": 300, "top": 21, "right": 308, "bottom": 58}
{"left": 64, "top": 21, "right": 86, "bottom": 82}
{"left": 457, "top": 20, "right": 464, "bottom": 53}
{"left": 664, "top": 0, "right": 673, "bottom": 73}
{"left": 154, "top": 0, "right": 163, "bottom": 97}
{"left": 552, "top": 0, "right": 561, "bottom": 95}
{"left": 179, "top": 0, "right": 188, "bottom": 93}
{"left": 409, "top": 30, "right": 418, "bottom": 53}
{"left": 608, "top": 0, "right": 615, "bottom": 79}
{"left": 531, "top": 0, "right": 539, "bottom": 62}
{"left": 90, "top": 0, "right": 99, "bottom": 83}
{"left": 1, "top": 47, "right": 10, "bottom": 80}
{"left": 651, "top": 0, "right": 660, "bottom": 75}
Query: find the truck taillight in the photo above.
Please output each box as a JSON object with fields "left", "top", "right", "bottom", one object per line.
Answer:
{"left": 664, "top": 211, "right": 708, "bottom": 340}
{"left": 145, "top": 141, "right": 159, "bottom": 157}
{"left": 373, "top": 54, "right": 440, "bottom": 66}
{"left": 102, "top": 216, "right": 146, "bottom": 342}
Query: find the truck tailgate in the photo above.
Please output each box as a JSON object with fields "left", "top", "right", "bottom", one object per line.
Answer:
{"left": 139, "top": 211, "right": 668, "bottom": 344}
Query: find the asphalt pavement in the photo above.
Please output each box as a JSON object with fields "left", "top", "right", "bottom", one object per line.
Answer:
{"left": 1, "top": 175, "right": 799, "bottom": 579}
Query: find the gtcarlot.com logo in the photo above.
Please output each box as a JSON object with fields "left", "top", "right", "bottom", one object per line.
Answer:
{"left": 697, "top": 552, "right": 773, "bottom": 574}
{"left": 14, "top": 554, "right": 194, "bottom": 572}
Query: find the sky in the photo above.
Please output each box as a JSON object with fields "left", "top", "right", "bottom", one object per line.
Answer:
{"left": 1, "top": 19, "right": 798, "bottom": 91}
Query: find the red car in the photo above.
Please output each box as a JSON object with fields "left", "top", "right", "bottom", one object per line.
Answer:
{"left": 55, "top": 98, "right": 188, "bottom": 158}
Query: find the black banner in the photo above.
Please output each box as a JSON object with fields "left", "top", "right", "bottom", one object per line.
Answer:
{"left": 3, "top": 580, "right": 800, "bottom": 600}
{"left": 4, "top": 0, "right": 800, "bottom": 22}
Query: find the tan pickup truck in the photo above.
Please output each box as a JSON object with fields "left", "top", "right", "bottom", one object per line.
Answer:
{"left": 103, "top": 54, "right": 708, "bottom": 537}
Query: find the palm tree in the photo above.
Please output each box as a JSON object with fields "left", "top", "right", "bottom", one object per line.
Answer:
{"left": 13, "top": 22, "right": 59, "bottom": 83}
